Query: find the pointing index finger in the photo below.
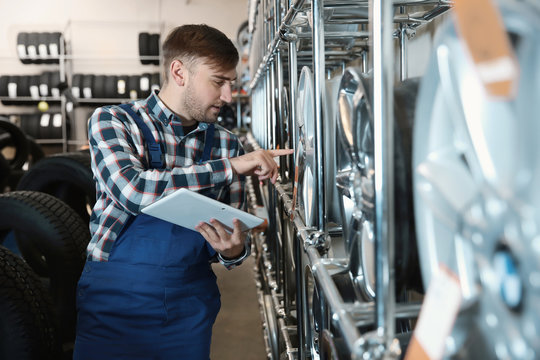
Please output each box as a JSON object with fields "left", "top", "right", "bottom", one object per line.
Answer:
{"left": 268, "top": 149, "right": 294, "bottom": 157}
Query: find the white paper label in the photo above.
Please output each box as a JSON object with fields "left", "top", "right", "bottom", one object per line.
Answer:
{"left": 40, "top": 113, "right": 51, "bottom": 127}
{"left": 39, "top": 84, "right": 48, "bottom": 97}
{"left": 51, "top": 88, "right": 60, "bottom": 98}
{"left": 52, "top": 113, "right": 62, "bottom": 127}
{"left": 49, "top": 43, "right": 59, "bottom": 57}
{"left": 140, "top": 77, "right": 150, "bottom": 91}
{"left": 117, "top": 79, "right": 126, "bottom": 94}
{"left": 17, "top": 44, "right": 26, "bottom": 58}
{"left": 413, "top": 265, "right": 462, "bottom": 360}
{"left": 38, "top": 44, "right": 48, "bottom": 57}
{"left": 27, "top": 45, "right": 37, "bottom": 59}
{"left": 72, "top": 87, "right": 80, "bottom": 98}
{"left": 8, "top": 82, "right": 17, "bottom": 98}
{"left": 130, "top": 89, "right": 138, "bottom": 100}
{"left": 83, "top": 87, "right": 92, "bottom": 99}
{"left": 30, "top": 85, "right": 40, "bottom": 99}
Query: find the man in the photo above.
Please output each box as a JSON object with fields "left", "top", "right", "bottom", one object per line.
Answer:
{"left": 73, "top": 24, "right": 291, "bottom": 360}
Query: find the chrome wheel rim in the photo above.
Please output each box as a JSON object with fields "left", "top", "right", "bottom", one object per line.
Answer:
{"left": 413, "top": 3, "right": 540, "bottom": 358}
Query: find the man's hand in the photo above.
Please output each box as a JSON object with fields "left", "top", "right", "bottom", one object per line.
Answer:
{"left": 229, "top": 148, "right": 293, "bottom": 184}
{"left": 196, "top": 218, "right": 246, "bottom": 259}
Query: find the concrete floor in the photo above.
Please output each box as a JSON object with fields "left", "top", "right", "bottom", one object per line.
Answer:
{"left": 210, "top": 256, "right": 267, "bottom": 360}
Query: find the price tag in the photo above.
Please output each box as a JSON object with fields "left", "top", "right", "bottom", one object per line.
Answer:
{"left": 453, "top": 0, "right": 518, "bottom": 98}
{"left": 405, "top": 265, "right": 462, "bottom": 360}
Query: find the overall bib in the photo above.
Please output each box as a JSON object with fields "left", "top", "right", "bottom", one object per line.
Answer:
{"left": 74, "top": 105, "right": 220, "bottom": 360}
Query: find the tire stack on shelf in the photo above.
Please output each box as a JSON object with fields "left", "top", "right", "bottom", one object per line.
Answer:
{"left": 70, "top": 72, "right": 160, "bottom": 102}
{"left": 0, "top": 31, "right": 66, "bottom": 146}
{"left": 0, "top": 117, "right": 94, "bottom": 359}
{"left": 138, "top": 32, "right": 160, "bottom": 65}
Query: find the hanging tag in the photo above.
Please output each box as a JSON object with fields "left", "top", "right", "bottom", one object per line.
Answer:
{"left": 405, "top": 265, "right": 462, "bottom": 360}
{"left": 453, "top": 0, "right": 519, "bottom": 98}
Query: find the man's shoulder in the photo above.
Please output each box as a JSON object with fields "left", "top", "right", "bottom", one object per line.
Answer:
{"left": 89, "top": 103, "right": 142, "bottom": 125}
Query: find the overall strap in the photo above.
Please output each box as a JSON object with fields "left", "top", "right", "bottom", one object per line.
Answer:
{"left": 119, "top": 103, "right": 164, "bottom": 169}
{"left": 199, "top": 124, "right": 215, "bottom": 164}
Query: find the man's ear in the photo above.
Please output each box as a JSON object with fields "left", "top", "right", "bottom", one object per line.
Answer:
{"left": 170, "top": 59, "right": 187, "bottom": 87}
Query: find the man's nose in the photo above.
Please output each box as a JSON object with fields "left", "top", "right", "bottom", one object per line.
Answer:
{"left": 220, "top": 83, "right": 233, "bottom": 103}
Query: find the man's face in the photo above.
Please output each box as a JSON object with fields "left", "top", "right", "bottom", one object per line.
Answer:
{"left": 183, "top": 61, "right": 237, "bottom": 123}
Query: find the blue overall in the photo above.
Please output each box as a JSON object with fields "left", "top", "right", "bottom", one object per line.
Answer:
{"left": 74, "top": 104, "right": 220, "bottom": 360}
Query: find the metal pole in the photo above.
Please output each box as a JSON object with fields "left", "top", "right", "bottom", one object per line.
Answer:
{"left": 288, "top": 38, "right": 298, "bottom": 184}
{"left": 311, "top": 0, "right": 326, "bottom": 233}
{"left": 399, "top": 7, "right": 408, "bottom": 82}
{"left": 371, "top": 0, "right": 396, "bottom": 351}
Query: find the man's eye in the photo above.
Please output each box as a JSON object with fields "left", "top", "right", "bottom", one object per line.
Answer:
{"left": 215, "top": 81, "right": 224, "bottom": 86}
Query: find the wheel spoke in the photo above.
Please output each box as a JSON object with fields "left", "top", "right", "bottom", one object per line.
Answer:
{"left": 416, "top": 149, "right": 479, "bottom": 232}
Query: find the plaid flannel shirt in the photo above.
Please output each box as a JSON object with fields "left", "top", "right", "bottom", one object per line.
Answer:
{"left": 87, "top": 91, "right": 246, "bottom": 266}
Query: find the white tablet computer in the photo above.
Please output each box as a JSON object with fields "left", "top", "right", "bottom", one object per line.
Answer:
{"left": 141, "top": 188, "right": 264, "bottom": 232}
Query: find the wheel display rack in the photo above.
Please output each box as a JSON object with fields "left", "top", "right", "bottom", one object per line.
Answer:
{"left": 245, "top": 0, "right": 540, "bottom": 359}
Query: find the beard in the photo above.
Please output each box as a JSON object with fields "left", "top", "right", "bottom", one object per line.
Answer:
{"left": 183, "top": 83, "right": 221, "bottom": 123}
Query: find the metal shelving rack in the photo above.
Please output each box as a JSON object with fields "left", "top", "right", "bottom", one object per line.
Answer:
{"left": 246, "top": 0, "right": 450, "bottom": 358}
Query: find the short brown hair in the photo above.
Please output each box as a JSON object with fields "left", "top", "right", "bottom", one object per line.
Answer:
{"left": 162, "top": 24, "right": 239, "bottom": 84}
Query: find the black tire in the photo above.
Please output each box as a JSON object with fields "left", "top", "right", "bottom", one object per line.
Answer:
{"left": 138, "top": 32, "right": 150, "bottom": 65}
{"left": 8, "top": 75, "right": 20, "bottom": 103}
{"left": 0, "top": 76, "right": 9, "bottom": 97}
{"left": 16, "top": 32, "right": 31, "bottom": 64}
{"left": 17, "top": 75, "right": 31, "bottom": 105}
{"left": 37, "top": 113, "right": 51, "bottom": 139}
{"left": 48, "top": 113, "right": 63, "bottom": 140}
{"left": 0, "top": 118, "right": 29, "bottom": 170}
{"left": 71, "top": 74, "right": 83, "bottom": 98}
{"left": 39, "top": 72, "right": 50, "bottom": 97}
{"left": 26, "top": 32, "right": 40, "bottom": 64}
{"left": 17, "top": 152, "right": 95, "bottom": 223}
{"left": 217, "top": 104, "right": 236, "bottom": 130}
{"left": 49, "top": 32, "right": 62, "bottom": 64}
{"left": 92, "top": 75, "right": 106, "bottom": 99}
{"left": 393, "top": 78, "right": 423, "bottom": 293}
{"left": 128, "top": 75, "right": 140, "bottom": 99}
{"left": 0, "top": 191, "right": 90, "bottom": 348}
{"left": 26, "top": 135, "right": 44, "bottom": 165}
{"left": 0, "top": 245, "right": 61, "bottom": 360}
{"left": 139, "top": 73, "right": 151, "bottom": 98}
{"left": 149, "top": 34, "right": 160, "bottom": 65}
{"left": 49, "top": 71, "right": 61, "bottom": 102}
{"left": 150, "top": 72, "right": 160, "bottom": 92}
{"left": 0, "top": 76, "right": 13, "bottom": 106}
{"left": 81, "top": 74, "right": 94, "bottom": 99}
{"left": 0, "top": 152, "right": 9, "bottom": 191}
{"left": 104, "top": 75, "right": 117, "bottom": 99}
{"left": 37, "top": 32, "right": 50, "bottom": 64}
{"left": 28, "top": 75, "right": 40, "bottom": 103}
